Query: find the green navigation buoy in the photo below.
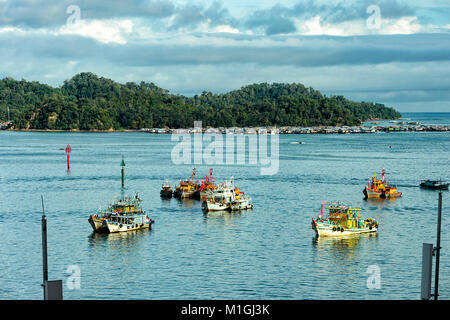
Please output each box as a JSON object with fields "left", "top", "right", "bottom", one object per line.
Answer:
{"left": 121, "top": 156, "right": 125, "bottom": 187}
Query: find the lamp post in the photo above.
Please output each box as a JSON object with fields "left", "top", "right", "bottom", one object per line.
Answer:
{"left": 41, "top": 196, "right": 63, "bottom": 300}
{"left": 421, "top": 192, "right": 443, "bottom": 300}
{"left": 434, "top": 192, "right": 442, "bottom": 300}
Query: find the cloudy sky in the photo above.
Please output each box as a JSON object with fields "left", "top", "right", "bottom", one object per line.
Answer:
{"left": 1, "top": 0, "right": 449, "bottom": 112}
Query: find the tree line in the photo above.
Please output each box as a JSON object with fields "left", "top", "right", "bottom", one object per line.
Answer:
{"left": 0, "top": 72, "right": 401, "bottom": 130}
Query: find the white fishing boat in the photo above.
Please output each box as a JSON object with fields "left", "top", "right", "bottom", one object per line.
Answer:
{"left": 201, "top": 177, "right": 235, "bottom": 202}
{"left": 230, "top": 193, "right": 253, "bottom": 211}
{"left": 202, "top": 178, "right": 253, "bottom": 212}
{"left": 201, "top": 178, "right": 235, "bottom": 212}
{"left": 202, "top": 198, "right": 231, "bottom": 212}
{"left": 103, "top": 213, "right": 153, "bottom": 233}
{"left": 88, "top": 193, "right": 154, "bottom": 233}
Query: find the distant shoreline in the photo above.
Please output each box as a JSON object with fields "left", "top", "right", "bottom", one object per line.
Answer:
{"left": 2, "top": 124, "right": 449, "bottom": 134}
{"left": 4, "top": 129, "right": 138, "bottom": 133}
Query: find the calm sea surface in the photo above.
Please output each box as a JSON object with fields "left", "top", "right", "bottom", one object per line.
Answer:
{"left": 0, "top": 113, "right": 449, "bottom": 300}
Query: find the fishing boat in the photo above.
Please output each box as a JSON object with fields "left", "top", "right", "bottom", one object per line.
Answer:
{"left": 363, "top": 169, "right": 402, "bottom": 199}
{"left": 230, "top": 188, "right": 253, "bottom": 211}
{"left": 199, "top": 168, "right": 217, "bottom": 199}
{"left": 420, "top": 179, "right": 449, "bottom": 190}
{"left": 173, "top": 168, "right": 200, "bottom": 199}
{"left": 174, "top": 181, "right": 200, "bottom": 199}
{"left": 202, "top": 197, "right": 231, "bottom": 212}
{"left": 88, "top": 193, "right": 154, "bottom": 233}
{"left": 201, "top": 177, "right": 237, "bottom": 212}
{"left": 311, "top": 202, "right": 378, "bottom": 237}
{"left": 202, "top": 178, "right": 253, "bottom": 212}
{"left": 160, "top": 180, "right": 173, "bottom": 198}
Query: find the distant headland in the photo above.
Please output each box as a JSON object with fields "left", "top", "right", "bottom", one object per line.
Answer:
{"left": 1, "top": 72, "right": 401, "bottom": 131}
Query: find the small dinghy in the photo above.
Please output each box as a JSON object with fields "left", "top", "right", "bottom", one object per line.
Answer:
{"left": 420, "top": 179, "right": 449, "bottom": 190}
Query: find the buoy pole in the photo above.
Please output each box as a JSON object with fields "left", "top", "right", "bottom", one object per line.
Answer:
{"left": 434, "top": 192, "right": 442, "bottom": 300}
{"left": 65, "top": 145, "right": 72, "bottom": 170}
{"left": 41, "top": 196, "right": 48, "bottom": 300}
{"left": 121, "top": 156, "right": 126, "bottom": 188}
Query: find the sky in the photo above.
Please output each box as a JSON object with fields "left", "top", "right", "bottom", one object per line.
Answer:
{"left": 0, "top": 0, "right": 449, "bottom": 112}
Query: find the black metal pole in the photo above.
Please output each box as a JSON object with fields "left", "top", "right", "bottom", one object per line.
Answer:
{"left": 41, "top": 196, "right": 48, "bottom": 300}
{"left": 434, "top": 192, "right": 442, "bottom": 300}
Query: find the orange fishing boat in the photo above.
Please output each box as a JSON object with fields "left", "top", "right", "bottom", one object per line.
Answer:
{"left": 173, "top": 168, "right": 200, "bottom": 199}
{"left": 199, "top": 168, "right": 217, "bottom": 199}
{"left": 363, "top": 169, "right": 402, "bottom": 199}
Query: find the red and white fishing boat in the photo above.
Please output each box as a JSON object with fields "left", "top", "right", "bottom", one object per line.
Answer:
{"left": 199, "top": 168, "right": 217, "bottom": 199}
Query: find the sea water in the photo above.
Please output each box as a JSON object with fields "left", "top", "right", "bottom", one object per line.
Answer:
{"left": 0, "top": 113, "right": 449, "bottom": 299}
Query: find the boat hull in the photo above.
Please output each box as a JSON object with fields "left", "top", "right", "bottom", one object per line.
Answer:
{"left": 363, "top": 187, "right": 402, "bottom": 199}
{"left": 202, "top": 200, "right": 230, "bottom": 212}
{"left": 420, "top": 183, "right": 449, "bottom": 190}
{"left": 181, "top": 190, "right": 195, "bottom": 198}
{"left": 160, "top": 191, "right": 173, "bottom": 198}
{"left": 178, "top": 189, "right": 200, "bottom": 199}
{"left": 312, "top": 220, "right": 377, "bottom": 237}
{"left": 230, "top": 200, "right": 253, "bottom": 211}
{"left": 89, "top": 216, "right": 109, "bottom": 233}
{"left": 103, "top": 220, "right": 154, "bottom": 233}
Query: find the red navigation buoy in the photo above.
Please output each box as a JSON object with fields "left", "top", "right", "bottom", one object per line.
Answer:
{"left": 65, "top": 144, "right": 72, "bottom": 169}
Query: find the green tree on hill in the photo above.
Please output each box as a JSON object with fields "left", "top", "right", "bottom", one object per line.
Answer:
{"left": 1, "top": 72, "right": 401, "bottom": 130}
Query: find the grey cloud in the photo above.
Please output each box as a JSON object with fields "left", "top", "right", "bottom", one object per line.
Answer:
{"left": 2, "top": 31, "right": 449, "bottom": 69}
{"left": 169, "top": 4, "right": 205, "bottom": 30}
{"left": 0, "top": 0, "right": 233, "bottom": 30}
{"left": 0, "top": 0, "right": 417, "bottom": 35}
{"left": 244, "top": 4, "right": 297, "bottom": 35}
{"left": 168, "top": 1, "right": 236, "bottom": 31}
{"left": 242, "top": 0, "right": 416, "bottom": 35}
{"left": 326, "top": 89, "right": 450, "bottom": 103}
{"left": 1, "top": 30, "right": 449, "bottom": 111}
{"left": 0, "top": 0, "right": 175, "bottom": 28}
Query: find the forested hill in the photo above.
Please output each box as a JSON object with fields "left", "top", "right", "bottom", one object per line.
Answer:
{"left": 0, "top": 72, "right": 401, "bottom": 130}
